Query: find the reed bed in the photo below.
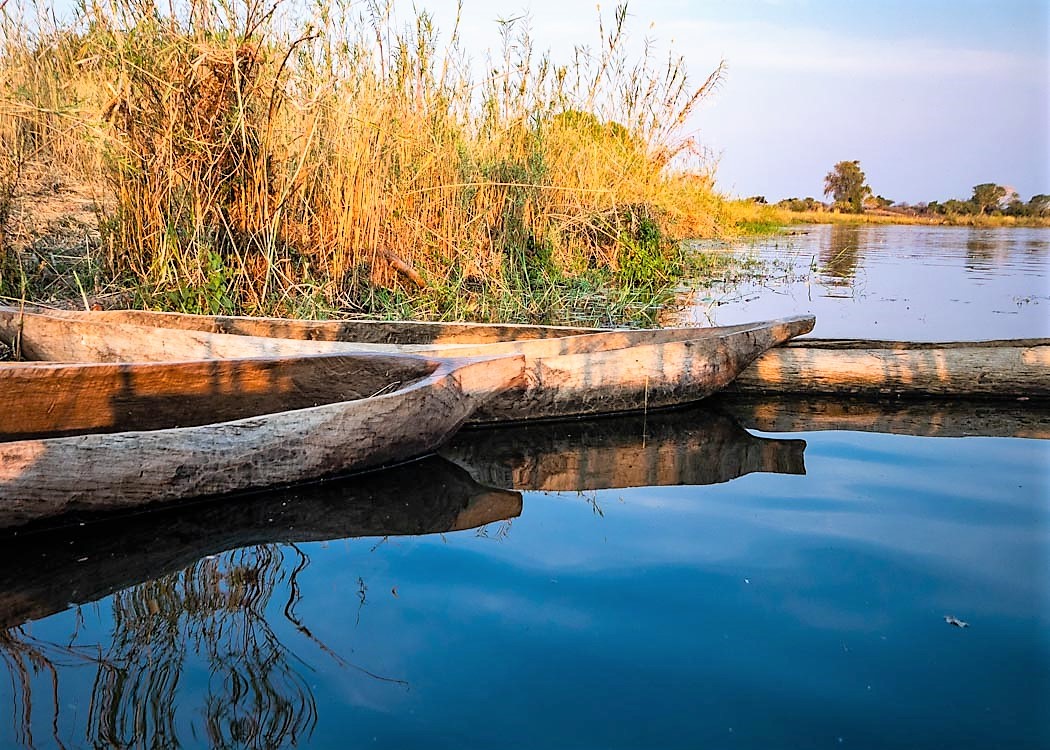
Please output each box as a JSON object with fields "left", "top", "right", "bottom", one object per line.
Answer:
{"left": 0, "top": 0, "right": 731, "bottom": 324}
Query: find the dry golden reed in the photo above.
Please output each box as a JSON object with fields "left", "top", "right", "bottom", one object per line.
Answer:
{"left": 0, "top": 0, "right": 728, "bottom": 320}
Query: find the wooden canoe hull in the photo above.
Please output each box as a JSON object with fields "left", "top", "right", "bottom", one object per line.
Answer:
{"left": 0, "top": 352, "right": 523, "bottom": 440}
{"left": 0, "top": 353, "right": 524, "bottom": 526}
{"left": 729, "top": 338, "right": 1050, "bottom": 398}
{"left": 0, "top": 456, "right": 522, "bottom": 630}
{"left": 41, "top": 307, "right": 600, "bottom": 344}
{"left": 41, "top": 308, "right": 1048, "bottom": 399}
{"left": 0, "top": 308, "right": 816, "bottom": 421}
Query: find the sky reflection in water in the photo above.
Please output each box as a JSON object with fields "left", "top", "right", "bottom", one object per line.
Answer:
{"left": 686, "top": 224, "right": 1050, "bottom": 341}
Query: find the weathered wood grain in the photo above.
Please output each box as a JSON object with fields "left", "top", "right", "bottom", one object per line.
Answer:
{"left": 0, "top": 353, "right": 524, "bottom": 525}
{"left": 729, "top": 338, "right": 1050, "bottom": 398}
{"left": 0, "top": 307, "right": 815, "bottom": 421}
{"left": 441, "top": 405, "right": 805, "bottom": 491}
{"left": 55, "top": 307, "right": 600, "bottom": 344}
{"left": 23, "top": 306, "right": 1048, "bottom": 398}
{"left": 0, "top": 456, "right": 521, "bottom": 629}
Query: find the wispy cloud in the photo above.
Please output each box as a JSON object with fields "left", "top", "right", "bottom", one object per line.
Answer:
{"left": 676, "top": 19, "right": 1036, "bottom": 79}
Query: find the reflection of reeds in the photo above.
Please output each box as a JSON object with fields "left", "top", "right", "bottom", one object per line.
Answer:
{"left": 1, "top": 543, "right": 364, "bottom": 747}
{"left": 1, "top": 627, "right": 107, "bottom": 750}
{"left": 89, "top": 544, "right": 318, "bottom": 748}
{"left": 1, "top": 627, "right": 62, "bottom": 749}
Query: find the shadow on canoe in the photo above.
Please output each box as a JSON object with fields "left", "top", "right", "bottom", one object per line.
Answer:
{"left": 0, "top": 456, "right": 521, "bottom": 631}
{"left": 0, "top": 306, "right": 815, "bottom": 422}
{"left": 440, "top": 404, "right": 807, "bottom": 491}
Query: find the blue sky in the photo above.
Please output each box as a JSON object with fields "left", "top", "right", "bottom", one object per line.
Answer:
{"left": 420, "top": 0, "right": 1049, "bottom": 203}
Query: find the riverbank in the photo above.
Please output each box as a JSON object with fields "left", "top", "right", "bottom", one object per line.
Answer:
{"left": 726, "top": 201, "right": 1050, "bottom": 233}
{"left": 0, "top": 0, "right": 746, "bottom": 327}
{"left": 0, "top": 167, "right": 752, "bottom": 326}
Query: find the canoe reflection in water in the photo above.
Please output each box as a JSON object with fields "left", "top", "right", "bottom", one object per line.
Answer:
{"left": 0, "top": 409, "right": 807, "bottom": 748}
{"left": 712, "top": 394, "right": 1050, "bottom": 440}
{"left": 442, "top": 404, "right": 807, "bottom": 492}
{"left": 0, "top": 457, "right": 521, "bottom": 749}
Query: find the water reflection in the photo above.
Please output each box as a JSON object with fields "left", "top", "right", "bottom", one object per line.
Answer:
{"left": 441, "top": 405, "right": 806, "bottom": 491}
{"left": 819, "top": 224, "right": 864, "bottom": 285}
{"left": 712, "top": 394, "right": 1050, "bottom": 439}
{"left": 2, "top": 400, "right": 1044, "bottom": 748}
{"left": 0, "top": 457, "right": 520, "bottom": 629}
{"left": 686, "top": 225, "right": 1050, "bottom": 340}
{"left": 964, "top": 228, "right": 1017, "bottom": 272}
{"left": 0, "top": 408, "right": 808, "bottom": 747}
{"left": 0, "top": 457, "right": 521, "bottom": 748}
{"left": 93, "top": 546, "right": 316, "bottom": 748}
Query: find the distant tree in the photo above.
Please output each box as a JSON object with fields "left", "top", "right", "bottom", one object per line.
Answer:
{"left": 1028, "top": 194, "right": 1050, "bottom": 217}
{"left": 943, "top": 198, "right": 974, "bottom": 215}
{"left": 971, "top": 183, "right": 1007, "bottom": 215}
{"left": 748, "top": 195, "right": 768, "bottom": 204}
{"left": 871, "top": 194, "right": 893, "bottom": 210}
{"left": 824, "top": 160, "right": 871, "bottom": 213}
{"left": 777, "top": 196, "right": 822, "bottom": 212}
{"left": 1004, "top": 197, "right": 1028, "bottom": 217}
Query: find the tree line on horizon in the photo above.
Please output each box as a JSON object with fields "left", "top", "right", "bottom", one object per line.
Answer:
{"left": 749, "top": 160, "right": 1049, "bottom": 219}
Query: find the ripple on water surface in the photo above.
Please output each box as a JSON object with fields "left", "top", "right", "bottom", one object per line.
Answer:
{"left": 685, "top": 224, "right": 1050, "bottom": 340}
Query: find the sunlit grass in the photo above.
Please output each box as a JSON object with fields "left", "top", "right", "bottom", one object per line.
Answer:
{"left": 0, "top": 0, "right": 735, "bottom": 324}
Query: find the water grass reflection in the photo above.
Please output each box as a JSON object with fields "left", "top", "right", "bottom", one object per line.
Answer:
{"left": 89, "top": 545, "right": 318, "bottom": 748}
{"left": 0, "top": 456, "right": 522, "bottom": 747}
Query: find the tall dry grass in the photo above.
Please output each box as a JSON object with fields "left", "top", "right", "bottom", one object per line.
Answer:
{"left": 0, "top": 0, "right": 727, "bottom": 321}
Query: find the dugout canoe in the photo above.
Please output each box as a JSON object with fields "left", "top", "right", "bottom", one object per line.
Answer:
{"left": 0, "top": 307, "right": 816, "bottom": 422}
{"left": 27, "top": 307, "right": 1048, "bottom": 398}
{"left": 441, "top": 404, "right": 806, "bottom": 491}
{"left": 0, "top": 456, "right": 521, "bottom": 630}
{"left": 0, "top": 351, "right": 524, "bottom": 527}
{"left": 728, "top": 338, "right": 1050, "bottom": 399}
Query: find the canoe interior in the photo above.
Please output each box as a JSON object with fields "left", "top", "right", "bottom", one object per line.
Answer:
{"left": 0, "top": 352, "right": 444, "bottom": 440}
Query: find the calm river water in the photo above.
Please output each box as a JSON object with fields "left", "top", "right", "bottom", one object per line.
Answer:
{"left": 1, "top": 226, "right": 1047, "bottom": 749}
